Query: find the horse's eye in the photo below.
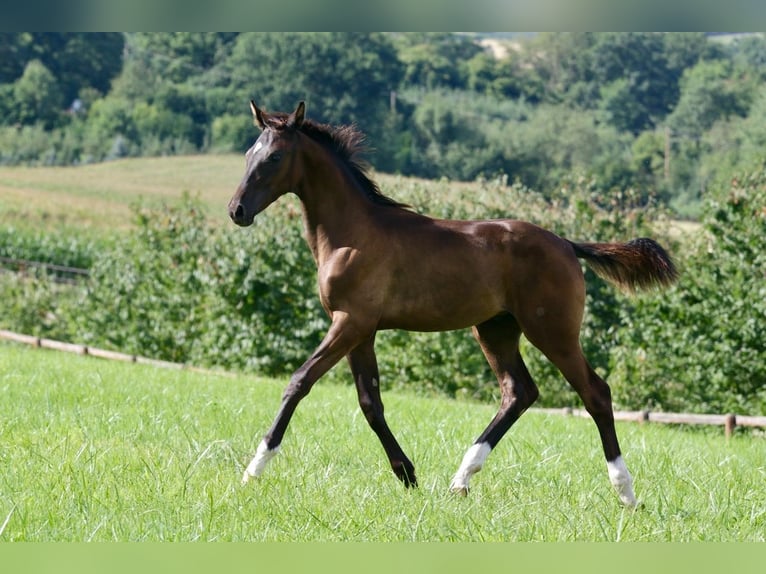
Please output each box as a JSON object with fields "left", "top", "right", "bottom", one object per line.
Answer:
{"left": 268, "top": 152, "right": 282, "bottom": 163}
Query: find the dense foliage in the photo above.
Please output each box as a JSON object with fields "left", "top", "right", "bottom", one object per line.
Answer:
{"left": 609, "top": 169, "right": 766, "bottom": 414}
{"left": 3, "top": 33, "right": 766, "bottom": 216}
{"left": 3, "top": 167, "right": 764, "bottom": 415}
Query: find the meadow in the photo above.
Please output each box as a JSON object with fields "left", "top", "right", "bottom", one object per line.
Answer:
{"left": 0, "top": 154, "right": 694, "bottom": 239}
{"left": 1, "top": 341, "right": 763, "bottom": 542}
{"left": 0, "top": 155, "right": 504, "bottom": 235}
{"left": 2, "top": 154, "right": 763, "bottom": 543}
{"left": 0, "top": 155, "right": 243, "bottom": 234}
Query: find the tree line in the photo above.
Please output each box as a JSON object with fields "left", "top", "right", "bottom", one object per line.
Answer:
{"left": 3, "top": 32, "right": 766, "bottom": 217}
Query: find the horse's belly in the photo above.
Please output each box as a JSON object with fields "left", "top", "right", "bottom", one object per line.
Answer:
{"left": 377, "top": 281, "right": 504, "bottom": 331}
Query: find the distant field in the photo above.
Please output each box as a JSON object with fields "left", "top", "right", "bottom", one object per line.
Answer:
{"left": 1, "top": 341, "right": 763, "bottom": 541}
{"left": 0, "top": 154, "right": 449, "bottom": 234}
{"left": 0, "top": 154, "right": 699, "bottom": 240}
{"left": 0, "top": 155, "right": 244, "bottom": 233}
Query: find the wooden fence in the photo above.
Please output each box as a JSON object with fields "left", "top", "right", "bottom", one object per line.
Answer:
{"left": 1, "top": 328, "right": 764, "bottom": 437}
{"left": 533, "top": 407, "right": 766, "bottom": 439}
{"left": 0, "top": 329, "right": 232, "bottom": 378}
{"left": 0, "top": 256, "right": 89, "bottom": 284}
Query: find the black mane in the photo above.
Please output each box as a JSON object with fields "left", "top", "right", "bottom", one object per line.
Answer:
{"left": 297, "top": 119, "right": 409, "bottom": 209}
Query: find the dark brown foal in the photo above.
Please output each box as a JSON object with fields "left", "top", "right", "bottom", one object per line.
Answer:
{"left": 229, "top": 101, "right": 677, "bottom": 506}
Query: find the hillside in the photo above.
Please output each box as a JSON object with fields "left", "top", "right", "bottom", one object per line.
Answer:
{"left": 0, "top": 153, "right": 693, "bottom": 238}
{"left": 4, "top": 33, "right": 766, "bottom": 219}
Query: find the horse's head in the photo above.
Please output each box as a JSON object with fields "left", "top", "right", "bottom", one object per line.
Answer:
{"left": 228, "top": 100, "right": 305, "bottom": 226}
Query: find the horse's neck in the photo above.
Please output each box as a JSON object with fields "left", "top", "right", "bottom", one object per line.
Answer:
{"left": 296, "top": 162, "right": 373, "bottom": 266}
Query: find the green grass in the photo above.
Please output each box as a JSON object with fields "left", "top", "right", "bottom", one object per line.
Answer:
{"left": 0, "top": 155, "right": 451, "bottom": 234}
{"left": 1, "top": 342, "right": 764, "bottom": 541}
{"left": 0, "top": 155, "right": 244, "bottom": 234}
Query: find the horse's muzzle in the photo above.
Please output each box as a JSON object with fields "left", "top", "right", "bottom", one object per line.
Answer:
{"left": 229, "top": 202, "right": 254, "bottom": 227}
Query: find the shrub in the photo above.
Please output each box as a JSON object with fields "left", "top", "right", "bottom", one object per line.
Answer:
{"left": 75, "top": 196, "right": 326, "bottom": 372}
{"left": 609, "top": 168, "right": 766, "bottom": 414}
{"left": 0, "top": 227, "right": 99, "bottom": 270}
{"left": 0, "top": 269, "right": 83, "bottom": 340}
{"left": 0, "top": 179, "right": 687, "bottom": 411}
{"left": 210, "top": 114, "right": 252, "bottom": 153}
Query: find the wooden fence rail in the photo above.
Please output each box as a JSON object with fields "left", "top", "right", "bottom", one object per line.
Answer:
{"left": 1, "top": 328, "right": 764, "bottom": 437}
{"left": 533, "top": 407, "right": 766, "bottom": 439}
{"left": 0, "top": 329, "right": 231, "bottom": 378}
{"left": 0, "top": 256, "right": 90, "bottom": 285}
{"left": 0, "top": 256, "right": 89, "bottom": 276}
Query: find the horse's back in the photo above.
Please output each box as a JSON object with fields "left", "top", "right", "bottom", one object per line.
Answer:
{"left": 371, "top": 214, "right": 585, "bottom": 332}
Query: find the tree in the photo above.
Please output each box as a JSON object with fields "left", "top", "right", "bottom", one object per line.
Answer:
{"left": 663, "top": 32, "right": 721, "bottom": 73}
{"left": 395, "top": 33, "right": 482, "bottom": 90}
{"left": 667, "top": 59, "right": 755, "bottom": 140}
{"left": 525, "top": 33, "right": 714, "bottom": 134}
{"left": 0, "top": 33, "right": 25, "bottom": 83}
{"left": 222, "top": 33, "right": 403, "bottom": 163}
{"left": 729, "top": 34, "right": 766, "bottom": 80}
{"left": 522, "top": 33, "right": 598, "bottom": 105}
{"left": 49, "top": 33, "right": 125, "bottom": 105}
{"left": 592, "top": 33, "right": 680, "bottom": 133}
{"left": 12, "top": 60, "right": 62, "bottom": 128}
{"left": 122, "top": 33, "right": 236, "bottom": 86}
{"left": 0, "top": 33, "right": 124, "bottom": 107}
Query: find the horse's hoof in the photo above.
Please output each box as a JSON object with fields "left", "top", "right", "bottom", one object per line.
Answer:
{"left": 402, "top": 474, "right": 418, "bottom": 488}
{"left": 620, "top": 494, "right": 640, "bottom": 508}
{"left": 241, "top": 471, "right": 253, "bottom": 486}
{"left": 449, "top": 484, "right": 469, "bottom": 497}
{"left": 393, "top": 460, "right": 417, "bottom": 488}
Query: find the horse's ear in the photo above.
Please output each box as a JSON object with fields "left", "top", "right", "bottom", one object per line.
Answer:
{"left": 250, "top": 100, "right": 267, "bottom": 130}
{"left": 289, "top": 101, "right": 305, "bottom": 128}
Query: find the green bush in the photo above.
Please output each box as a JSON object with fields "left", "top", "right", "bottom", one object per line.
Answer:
{"left": 0, "top": 228, "right": 101, "bottom": 341}
{"left": 0, "top": 125, "right": 67, "bottom": 166}
{"left": 3, "top": 180, "right": 674, "bottom": 407}
{"left": 0, "top": 269, "right": 83, "bottom": 340}
{"left": 210, "top": 114, "right": 252, "bottom": 153}
{"left": 0, "top": 227, "right": 99, "bottom": 269}
{"left": 609, "top": 168, "right": 766, "bottom": 415}
{"left": 74, "top": 196, "right": 326, "bottom": 372}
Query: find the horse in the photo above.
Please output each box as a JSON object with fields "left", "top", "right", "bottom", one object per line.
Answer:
{"left": 228, "top": 101, "right": 677, "bottom": 506}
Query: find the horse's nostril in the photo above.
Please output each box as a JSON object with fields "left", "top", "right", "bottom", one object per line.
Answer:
{"left": 231, "top": 203, "right": 245, "bottom": 222}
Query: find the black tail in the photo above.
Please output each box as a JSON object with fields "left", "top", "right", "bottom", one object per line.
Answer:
{"left": 569, "top": 238, "right": 678, "bottom": 293}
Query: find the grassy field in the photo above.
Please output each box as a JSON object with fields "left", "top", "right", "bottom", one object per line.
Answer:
{"left": 0, "top": 155, "right": 244, "bottom": 234}
{"left": 0, "top": 154, "right": 700, "bottom": 239}
{"left": 1, "top": 341, "right": 763, "bottom": 542}
{"left": 0, "top": 154, "right": 474, "bottom": 234}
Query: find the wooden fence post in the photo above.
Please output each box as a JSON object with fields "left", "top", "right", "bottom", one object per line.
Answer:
{"left": 724, "top": 414, "right": 736, "bottom": 440}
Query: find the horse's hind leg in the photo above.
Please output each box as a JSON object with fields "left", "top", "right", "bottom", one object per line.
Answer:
{"left": 549, "top": 349, "right": 636, "bottom": 506}
{"left": 348, "top": 335, "right": 417, "bottom": 487}
{"left": 450, "top": 314, "right": 539, "bottom": 494}
{"left": 524, "top": 317, "right": 637, "bottom": 507}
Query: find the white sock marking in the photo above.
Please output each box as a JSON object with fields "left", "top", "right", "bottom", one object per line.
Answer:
{"left": 607, "top": 455, "right": 637, "bottom": 507}
{"left": 449, "top": 442, "right": 492, "bottom": 494}
{"left": 242, "top": 439, "right": 280, "bottom": 484}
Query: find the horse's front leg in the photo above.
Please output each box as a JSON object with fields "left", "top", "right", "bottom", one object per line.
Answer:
{"left": 242, "top": 313, "right": 364, "bottom": 484}
{"left": 348, "top": 335, "right": 417, "bottom": 487}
